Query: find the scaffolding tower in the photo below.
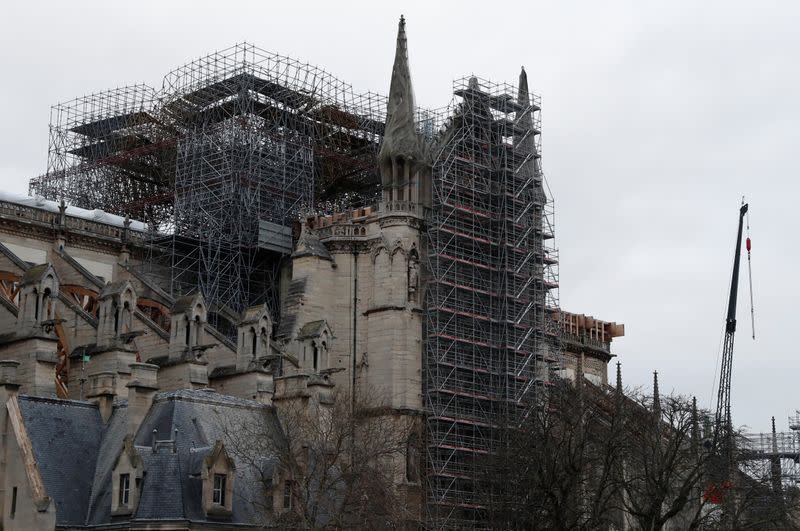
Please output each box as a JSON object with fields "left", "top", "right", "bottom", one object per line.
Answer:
{"left": 424, "top": 76, "right": 561, "bottom": 528}
{"left": 30, "top": 43, "right": 388, "bottom": 326}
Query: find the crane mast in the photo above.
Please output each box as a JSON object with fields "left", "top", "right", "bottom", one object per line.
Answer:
{"left": 712, "top": 202, "right": 749, "bottom": 500}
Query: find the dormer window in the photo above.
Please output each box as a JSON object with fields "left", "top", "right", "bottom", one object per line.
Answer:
{"left": 202, "top": 440, "right": 235, "bottom": 517}
{"left": 111, "top": 437, "right": 141, "bottom": 516}
{"left": 213, "top": 474, "right": 227, "bottom": 505}
{"left": 119, "top": 473, "right": 131, "bottom": 506}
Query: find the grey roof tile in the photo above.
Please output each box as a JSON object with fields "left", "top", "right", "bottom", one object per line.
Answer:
{"left": 86, "top": 404, "right": 129, "bottom": 525}
{"left": 18, "top": 388, "right": 281, "bottom": 527}
{"left": 17, "top": 396, "right": 104, "bottom": 526}
{"left": 136, "top": 451, "right": 185, "bottom": 519}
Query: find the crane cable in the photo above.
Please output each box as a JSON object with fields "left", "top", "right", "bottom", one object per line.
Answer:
{"left": 745, "top": 200, "right": 755, "bottom": 340}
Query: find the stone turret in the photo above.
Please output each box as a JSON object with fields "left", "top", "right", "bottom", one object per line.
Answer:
{"left": 157, "top": 293, "right": 210, "bottom": 390}
{"left": 97, "top": 280, "right": 137, "bottom": 349}
{"left": 378, "top": 16, "right": 431, "bottom": 212}
{"left": 0, "top": 265, "right": 60, "bottom": 396}
{"left": 169, "top": 293, "right": 208, "bottom": 360}
{"left": 16, "top": 264, "right": 59, "bottom": 334}
{"left": 72, "top": 281, "right": 140, "bottom": 401}
{"left": 236, "top": 304, "right": 272, "bottom": 371}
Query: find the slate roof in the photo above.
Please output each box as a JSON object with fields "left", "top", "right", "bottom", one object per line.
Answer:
{"left": 86, "top": 404, "right": 129, "bottom": 525}
{"left": 132, "top": 389, "right": 280, "bottom": 523}
{"left": 17, "top": 388, "right": 283, "bottom": 528}
{"left": 17, "top": 396, "right": 105, "bottom": 526}
{"left": 136, "top": 450, "right": 187, "bottom": 519}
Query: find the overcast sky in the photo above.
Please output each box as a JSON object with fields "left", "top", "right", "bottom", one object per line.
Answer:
{"left": 1, "top": 1, "right": 797, "bottom": 431}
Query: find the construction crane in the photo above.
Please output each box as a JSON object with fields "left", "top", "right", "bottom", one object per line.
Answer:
{"left": 707, "top": 202, "right": 750, "bottom": 517}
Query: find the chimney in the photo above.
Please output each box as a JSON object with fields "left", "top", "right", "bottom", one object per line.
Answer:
{"left": 86, "top": 371, "right": 116, "bottom": 423}
{"left": 126, "top": 362, "right": 159, "bottom": 437}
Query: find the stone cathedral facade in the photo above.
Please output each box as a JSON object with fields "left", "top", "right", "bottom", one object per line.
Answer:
{"left": 0, "top": 17, "right": 622, "bottom": 531}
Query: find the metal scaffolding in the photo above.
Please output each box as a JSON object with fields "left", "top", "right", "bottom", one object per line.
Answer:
{"left": 740, "top": 413, "right": 800, "bottom": 487}
{"left": 424, "top": 76, "right": 561, "bottom": 528}
{"left": 30, "top": 43, "right": 388, "bottom": 326}
{"left": 31, "top": 84, "right": 174, "bottom": 227}
{"left": 28, "top": 43, "right": 562, "bottom": 528}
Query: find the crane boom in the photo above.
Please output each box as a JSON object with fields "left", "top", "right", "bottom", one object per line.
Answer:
{"left": 713, "top": 202, "right": 748, "bottom": 493}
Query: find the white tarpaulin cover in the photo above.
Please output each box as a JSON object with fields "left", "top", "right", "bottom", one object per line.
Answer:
{"left": 0, "top": 190, "right": 149, "bottom": 232}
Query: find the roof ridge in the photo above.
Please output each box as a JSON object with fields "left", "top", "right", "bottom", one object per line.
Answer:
{"left": 18, "top": 394, "right": 98, "bottom": 408}
{"left": 153, "top": 389, "right": 270, "bottom": 410}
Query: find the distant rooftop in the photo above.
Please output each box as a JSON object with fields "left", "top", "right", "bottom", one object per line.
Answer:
{"left": 0, "top": 190, "right": 148, "bottom": 232}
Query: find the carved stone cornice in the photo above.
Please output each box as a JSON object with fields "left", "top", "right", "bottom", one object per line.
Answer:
{"left": 376, "top": 213, "right": 424, "bottom": 230}
{"left": 0, "top": 204, "right": 148, "bottom": 256}
{"left": 324, "top": 239, "right": 375, "bottom": 255}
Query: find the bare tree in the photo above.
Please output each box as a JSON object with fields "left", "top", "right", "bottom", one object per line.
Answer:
{"left": 224, "top": 386, "right": 419, "bottom": 530}
{"left": 615, "top": 391, "right": 718, "bottom": 530}
{"left": 487, "top": 379, "right": 626, "bottom": 530}
{"left": 489, "top": 381, "right": 718, "bottom": 530}
{"left": 497, "top": 379, "right": 799, "bottom": 531}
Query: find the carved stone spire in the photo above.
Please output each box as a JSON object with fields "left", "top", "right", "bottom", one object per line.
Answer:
{"left": 615, "top": 361, "right": 622, "bottom": 395}
{"left": 516, "top": 66, "right": 540, "bottom": 181}
{"left": 653, "top": 371, "right": 661, "bottom": 417}
{"left": 380, "top": 16, "right": 418, "bottom": 162}
{"left": 517, "top": 67, "right": 531, "bottom": 125}
{"left": 378, "top": 16, "right": 430, "bottom": 210}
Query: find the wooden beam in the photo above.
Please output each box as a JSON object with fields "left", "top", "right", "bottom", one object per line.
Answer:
{"left": 6, "top": 396, "right": 51, "bottom": 511}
